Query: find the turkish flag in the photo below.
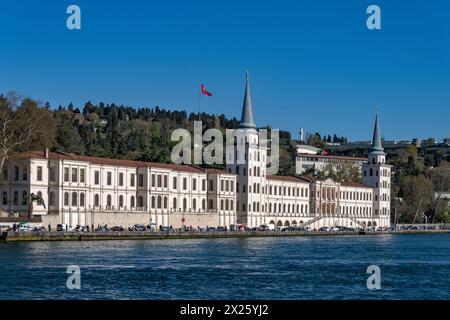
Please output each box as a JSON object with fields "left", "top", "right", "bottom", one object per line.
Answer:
{"left": 201, "top": 84, "right": 213, "bottom": 96}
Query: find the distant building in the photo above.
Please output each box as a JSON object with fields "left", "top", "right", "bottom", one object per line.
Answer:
{"left": 296, "top": 153, "right": 367, "bottom": 174}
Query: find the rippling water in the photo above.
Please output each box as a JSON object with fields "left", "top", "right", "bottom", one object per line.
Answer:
{"left": 1, "top": 234, "right": 449, "bottom": 299}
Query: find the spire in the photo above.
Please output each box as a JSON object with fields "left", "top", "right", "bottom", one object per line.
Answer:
{"left": 238, "top": 71, "right": 256, "bottom": 129}
{"left": 370, "top": 111, "right": 385, "bottom": 154}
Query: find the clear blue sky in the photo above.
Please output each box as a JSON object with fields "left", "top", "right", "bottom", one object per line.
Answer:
{"left": 1, "top": 0, "right": 449, "bottom": 141}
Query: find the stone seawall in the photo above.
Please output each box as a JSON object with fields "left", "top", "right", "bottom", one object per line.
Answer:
{"left": 1, "top": 230, "right": 448, "bottom": 242}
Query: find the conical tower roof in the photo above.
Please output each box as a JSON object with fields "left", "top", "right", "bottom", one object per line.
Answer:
{"left": 238, "top": 71, "right": 256, "bottom": 129}
{"left": 370, "top": 111, "right": 385, "bottom": 154}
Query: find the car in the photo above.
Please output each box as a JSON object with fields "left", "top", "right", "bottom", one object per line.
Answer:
{"left": 132, "top": 224, "right": 146, "bottom": 231}
{"left": 160, "top": 226, "right": 171, "bottom": 232}
{"left": 110, "top": 226, "right": 124, "bottom": 232}
{"left": 19, "top": 224, "right": 33, "bottom": 232}
{"left": 75, "top": 225, "right": 86, "bottom": 232}
{"left": 319, "top": 227, "right": 330, "bottom": 232}
{"left": 56, "top": 224, "right": 74, "bottom": 232}
{"left": 330, "top": 227, "right": 339, "bottom": 232}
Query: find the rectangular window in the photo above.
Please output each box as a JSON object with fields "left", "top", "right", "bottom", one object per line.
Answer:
{"left": 80, "top": 168, "right": 85, "bottom": 183}
{"left": 138, "top": 174, "right": 144, "bottom": 187}
{"left": 183, "top": 178, "right": 187, "bottom": 190}
{"left": 94, "top": 171, "right": 100, "bottom": 185}
{"left": 64, "top": 168, "right": 69, "bottom": 182}
{"left": 209, "top": 180, "right": 214, "bottom": 192}
{"left": 130, "top": 173, "right": 135, "bottom": 187}
{"left": 22, "top": 167, "right": 28, "bottom": 181}
{"left": 119, "top": 173, "right": 124, "bottom": 186}
{"left": 221, "top": 180, "right": 224, "bottom": 192}
{"left": 193, "top": 178, "right": 197, "bottom": 191}
{"left": 164, "top": 175, "right": 168, "bottom": 188}
{"left": 37, "top": 166, "right": 43, "bottom": 181}
{"left": 72, "top": 168, "right": 78, "bottom": 183}
{"left": 107, "top": 172, "right": 112, "bottom": 185}
{"left": 202, "top": 179, "right": 206, "bottom": 191}
{"left": 157, "top": 175, "right": 162, "bottom": 187}
{"left": 151, "top": 174, "right": 155, "bottom": 187}
{"left": 50, "top": 167, "right": 56, "bottom": 182}
{"left": 173, "top": 177, "right": 177, "bottom": 189}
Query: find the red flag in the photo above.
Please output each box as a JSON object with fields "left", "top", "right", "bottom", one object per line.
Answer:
{"left": 201, "top": 84, "right": 213, "bottom": 96}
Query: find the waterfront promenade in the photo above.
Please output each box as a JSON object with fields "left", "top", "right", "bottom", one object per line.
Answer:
{"left": 1, "top": 229, "right": 448, "bottom": 242}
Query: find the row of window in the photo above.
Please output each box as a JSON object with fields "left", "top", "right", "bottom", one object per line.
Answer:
{"left": 341, "top": 206, "right": 373, "bottom": 216}
{"left": 340, "top": 191, "right": 373, "bottom": 202}
{"left": 363, "top": 168, "right": 391, "bottom": 178}
{"left": 2, "top": 166, "right": 42, "bottom": 182}
{"left": 57, "top": 192, "right": 232, "bottom": 212}
{"left": 268, "top": 202, "right": 309, "bottom": 214}
{"left": 1, "top": 190, "right": 41, "bottom": 205}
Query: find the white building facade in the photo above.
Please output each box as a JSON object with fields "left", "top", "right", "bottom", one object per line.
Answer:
{"left": 0, "top": 75, "right": 391, "bottom": 230}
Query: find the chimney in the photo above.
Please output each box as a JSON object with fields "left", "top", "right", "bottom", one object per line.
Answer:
{"left": 44, "top": 148, "right": 49, "bottom": 158}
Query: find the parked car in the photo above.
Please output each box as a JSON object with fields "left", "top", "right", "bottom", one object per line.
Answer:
{"left": 110, "top": 226, "right": 124, "bottom": 232}
{"left": 19, "top": 224, "right": 33, "bottom": 232}
{"left": 319, "top": 227, "right": 330, "bottom": 232}
{"left": 75, "top": 225, "right": 86, "bottom": 232}
{"left": 132, "top": 224, "right": 146, "bottom": 231}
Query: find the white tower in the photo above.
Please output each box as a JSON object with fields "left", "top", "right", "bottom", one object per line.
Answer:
{"left": 362, "top": 112, "right": 392, "bottom": 228}
{"left": 226, "top": 72, "right": 267, "bottom": 228}
{"left": 299, "top": 126, "right": 304, "bottom": 144}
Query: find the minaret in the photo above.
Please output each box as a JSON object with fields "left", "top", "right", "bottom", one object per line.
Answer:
{"left": 299, "top": 126, "right": 304, "bottom": 145}
{"left": 362, "top": 112, "right": 392, "bottom": 228}
{"left": 226, "top": 72, "right": 267, "bottom": 228}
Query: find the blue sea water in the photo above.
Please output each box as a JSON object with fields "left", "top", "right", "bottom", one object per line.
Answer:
{"left": 0, "top": 234, "right": 449, "bottom": 300}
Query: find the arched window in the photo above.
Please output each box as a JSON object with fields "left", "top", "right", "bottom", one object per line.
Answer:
{"left": 72, "top": 192, "right": 77, "bottom": 207}
{"left": 202, "top": 199, "right": 206, "bottom": 210}
{"left": 80, "top": 193, "right": 85, "bottom": 207}
{"left": 157, "top": 196, "right": 162, "bottom": 209}
{"left": 173, "top": 198, "right": 177, "bottom": 210}
{"left": 22, "top": 191, "right": 27, "bottom": 205}
{"left": 119, "top": 195, "right": 124, "bottom": 208}
{"left": 130, "top": 196, "right": 135, "bottom": 208}
{"left": 183, "top": 198, "right": 187, "bottom": 210}
{"left": 14, "top": 166, "right": 19, "bottom": 181}
{"left": 2, "top": 191, "right": 7, "bottom": 205}
{"left": 64, "top": 192, "right": 69, "bottom": 206}
{"left": 138, "top": 196, "right": 144, "bottom": 207}
{"left": 221, "top": 199, "right": 224, "bottom": 210}
{"left": 107, "top": 195, "right": 112, "bottom": 207}
{"left": 208, "top": 199, "right": 214, "bottom": 210}
{"left": 231, "top": 200, "right": 234, "bottom": 210}
{"left": 151, "top": 196, "right": 155, "bottom": 208}
{"left": 49, "top": 192, "right": 55, "bottom": 206}
{"left": 193, "top": 198, "right": 197, "bottom": 210}
{"left": 225, "top": 199, "right": 229, "bottom": 211}
{"left": 13, "top": 191, "right": 19, "bottom": 205}
{"left": 164, "top": 197, "right": 168, "bottom": 209}
{"left": 94, "top": 194, "right": 99, "bottom": 207}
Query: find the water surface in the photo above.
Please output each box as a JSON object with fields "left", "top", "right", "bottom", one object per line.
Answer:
{"left": 1, "top": 234, "right": 449, "bottom": 299}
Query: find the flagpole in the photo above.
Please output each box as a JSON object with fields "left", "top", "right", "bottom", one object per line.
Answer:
{"left": 198, "top": 86, "right": 201, "bottom": 121}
